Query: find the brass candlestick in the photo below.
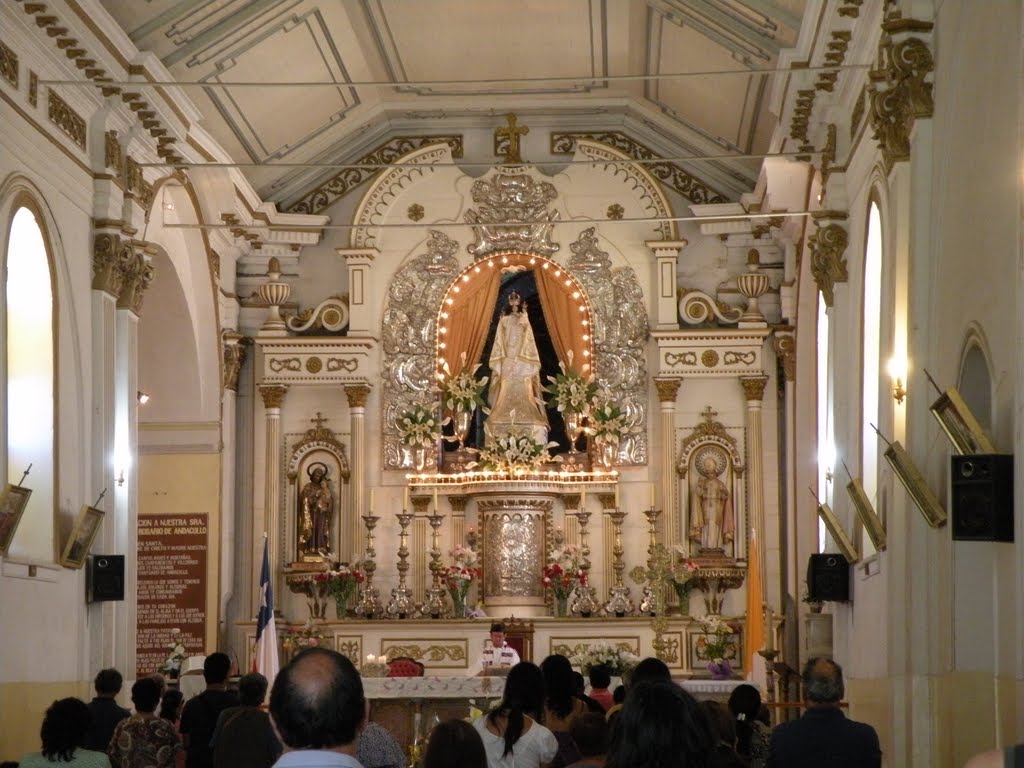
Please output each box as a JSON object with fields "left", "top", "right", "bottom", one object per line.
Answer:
{"left": 570, "top": 507, "right": 598, "bottom": 617}
{"left": 758, "top": 649, "right": 779, "bottom": 725}
{"left": 386, "top": 510, "right": 415, "bottom": 618}
{"left": 425, "top": 511, "right": 447, "bottom": 619}
{"left": 608, "top": 508, "right": 627, "bottom": 587}
{"left": 601, "top": 496, "right": 634, "bottom": 616}
{"left": 356, "top": 514, "right": 382, "bottom": 618}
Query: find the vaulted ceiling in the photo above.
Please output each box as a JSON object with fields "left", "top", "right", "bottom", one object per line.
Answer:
{"left": 99, "top": 0, "right": 806, "bottom": 208}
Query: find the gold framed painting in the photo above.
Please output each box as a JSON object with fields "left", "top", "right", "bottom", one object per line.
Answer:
{"left": 884, "top": 441, "right": 947, "bottom": 528}
{"left": 930, "top": 388, "right": 996, "bottom": 455}
{"left": 815, "top": 502, "right": 860, "bottom": 564}
{"left": 846, "top": 479, "right": 887, "bottom": 551}
{"left": 0, "top": 483, "right": 32, "bottom": 556}
{"left": 60, "top": 505, "right": 105, "bottom": 568}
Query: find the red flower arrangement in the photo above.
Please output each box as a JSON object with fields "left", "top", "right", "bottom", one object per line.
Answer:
{"left": 542, "top": 563, "right": 587, "bottom": 600}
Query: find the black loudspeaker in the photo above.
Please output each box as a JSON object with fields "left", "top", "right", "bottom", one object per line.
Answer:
{"left": 807, "top": 553, "right": 850, "bottom": 602}
{"left": 87, "top": 555, "right": 125, "bottom": 602}
{"left": 951, "top": 454, "right": 1014, "bottom": 542}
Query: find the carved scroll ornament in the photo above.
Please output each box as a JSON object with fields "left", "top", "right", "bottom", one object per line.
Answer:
{"left": 869, "top": 26, "right": 934, "bottom": 170}
{"left": 464, "top": 171, "right": 560, "bottom": 258}
{"left": 808, "top": 223, "right": 849, "bottom": 307}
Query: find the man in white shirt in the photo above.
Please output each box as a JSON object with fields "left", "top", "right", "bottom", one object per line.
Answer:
{"left": 474, "top": 622, "right": 521, "bottom": 675}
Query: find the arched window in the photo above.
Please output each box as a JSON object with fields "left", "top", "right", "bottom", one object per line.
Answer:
{"left": 816, "top": 292, "right": 832, "bottom": 551}
{"left": 860, "top": 200, "right": 883, "bottom": 557}
{"left": 5, "top": 205, "right": 55, "bottom": 559}
{"left": 959, "top": 344, "right": 992, "bottom": 434}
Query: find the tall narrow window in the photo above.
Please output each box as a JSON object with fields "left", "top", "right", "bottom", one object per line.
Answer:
{"left": 6, "top": 206, "right": 55, "bottom": 559}
{"left": 860, "top": 201, "right": 883, "bottom": 558}
{"left": 816, "top": 292, "right": 831, "bottom": 551}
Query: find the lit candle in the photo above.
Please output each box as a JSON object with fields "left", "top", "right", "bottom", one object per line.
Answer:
{"left": 764, "top": 606, "right": 775, "bottom": 653}
{"left": 403, "top": 486, "right": 409, "bottom": 510}
{"left": 649, "top": 482, "right": 656, "bottom": 509}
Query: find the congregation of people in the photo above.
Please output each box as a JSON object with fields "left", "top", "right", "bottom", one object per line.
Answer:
{"left": 7, "top": 646, "right": 894, "bottom": 768}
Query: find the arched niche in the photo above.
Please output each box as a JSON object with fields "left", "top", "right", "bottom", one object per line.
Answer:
{"left": 958, "top": 338, "right": 993, "bottom": 434}
{"left": 285, "top": 422, "right": 351, "bottom": 565}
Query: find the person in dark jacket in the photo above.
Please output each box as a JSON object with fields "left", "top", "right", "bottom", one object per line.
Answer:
{"left": 766, "top": 657, "right": 881, "bottom": 768}
{"left": 84, "top": 669, "right": 131, "bottom": 752}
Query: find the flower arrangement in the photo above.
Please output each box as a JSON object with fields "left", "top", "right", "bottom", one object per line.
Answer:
{"left": 437, "top": 352, "right": 489, "bottom": 413}
{"left": 282, "top": 621, "right": 326, "bottom": 658}
{"left": 441, "top": 545, "right": 482, "bottom": 613}
{"left": 397, "top": 401, "right": 444, "bottom": 448}
{"left": 160, "top": 628, "right": 188, "bottom": 677}
{"left": 543, "top": 353, "right": 597, "bottom": 414}
{"left": 669, "top": 556, "right": 701, "bottom": 591}
{"left": 589, "top": 395, "right": 635, "bottom": 445}
{"left": 543, "top": 544, "right": 585, "bottom": 599}
{"left": 314, "top": 563, "right": 365, "bottom": 608}
{"left": 569, "top": 640, "right": 640, "bottom": 676}
{"left": 474, "top": 426, "right": 559, "bottom": 474}
{"left": 696, "top": 615, "right": 736, "bottom": 663}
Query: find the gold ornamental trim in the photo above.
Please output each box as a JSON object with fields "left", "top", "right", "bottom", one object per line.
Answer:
{"left": 284, "top": 136, "right": 464, "bottom": 215}
{"left": 222, "top": 334, "right": 250, "bottom": 392}
{"left": 551, "top": 132, "right": 727, "bottom": 205}
{"left": 869, "top": 24, "right": 934, "bottom": 171}
{"left": 28, "top": 71, "right": 37, "bottom": 107}
{"left": 105, "top": 130, "right": 123, "bottom": 175}
{"left": 379, "top": 640, "right": 468, "bottom": 668}
{"left": 772, "top": 332, "right": 796, "bottom": 383}
{"left": 808, "top": 222, "right": 848, "bottom": 307}
{"left": 305, "top": 356, "right": 323, "bottom": 374}
{"left": 0, "top": 40, "right": 18, "bottom": 87}
{"left": 740, "top": 375, "right": 768, "bottom": 402}
{"left": 47, "top": 88, "right": 86, "bottom": 149}
{"left": 701, "top": 350, "right": 720, "bottom": 368}
{"left": 550, "top": 637, "right": 641, "bottom": 659}
{"left": 92, "top": 233, "right": 130, "bottom": 298}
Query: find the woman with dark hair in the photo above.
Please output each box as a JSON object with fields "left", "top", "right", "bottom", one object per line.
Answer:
{"left": 20, "top": 697, "right": 111, "bottom": 767}
{"left": 727, "top": 684, "right": 769, "bottom": 768}
{"left": 158, "top": 691, "right": 184, "bottom": 726}
{"left": 540, "top": 654, "right": 587, "bottom": 767}
{"left": 605, "top": 680, "right": 714, "bottom": 768}
{"left": 107, "top": 678, "right": 182, "bottom": 768}
{"left": 424, "top": 719, "right": 487, "bottom": 768}
{"left": 472, "top": 662, "right": 557, "bottom": 768}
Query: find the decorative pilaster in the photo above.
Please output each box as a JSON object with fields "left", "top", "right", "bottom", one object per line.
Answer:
{"left": 654, "top": 377, "right": 682, "bottom": 548}
{"left": 336, "top": 249, "right": 377, "bottom": 336}
{"left": 772, "top": 328, "right": 797, "bottom": 654}
{"left": 868, "top": 17, "right": 934, "bottom": 171}
{"left": 808, "top": 215, "right": 849, "bottom": 307}
{"left": 345, "top": 384, "right": 371, "bottom": 562}
{"left": 259, "top": 384, "right": 288, "bottom": 577}
{"left": 219, "top": 331, "right": 247, "bottom": 639}
{"left": 740, "top": 375, "right": 769, "bottom": 592}
{"left": 645, "top": 240, "right": 688, "bottom": 329}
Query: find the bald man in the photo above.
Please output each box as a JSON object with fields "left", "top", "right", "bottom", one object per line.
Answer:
{"left": 766, "top": 657, "right": 881, "bottom": 768}
{"left": 269, "top": 648, "right": 366, "bottom": 768}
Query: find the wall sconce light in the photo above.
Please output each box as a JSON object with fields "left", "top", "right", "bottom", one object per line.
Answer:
{"left": 137, "top": 391, "right": 150, "bottom": 405}
{"left": 819, "top": 443, "right": 836, "bottom": 484}
{"left": 887, "top": 357, "right": 907, "bottom": 404}
{"left": 116, "top": 469, "right": 125, "bottom": 487}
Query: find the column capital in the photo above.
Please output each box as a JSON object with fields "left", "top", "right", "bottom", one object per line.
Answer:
{"left": 772, "top": 330, "right": 796, "bottom": 383}
{"left": 644, "top": 240, "right": 688, "bottom": 257}
{"left": 259, "top": 383, "right": 288, "bottom": 409}
{"left": 222, "top": 332, "right": 251, "bottom": 392}
{"left": 654, "top": 377, "right": 682, "bottom": 403}
{"left": 740, "top": 375, "right": 769, "bottom": 403}
{"left": 344, "top": 383, "right": 371, "bottom": 409}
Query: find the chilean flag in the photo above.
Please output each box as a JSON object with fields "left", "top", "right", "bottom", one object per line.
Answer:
{"left": 253, "top": 535, "right": 280, "bottom": 685}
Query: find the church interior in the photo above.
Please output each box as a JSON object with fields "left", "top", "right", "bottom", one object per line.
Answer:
{"left": 1, "top": 0, "right": 1021, "bottom": 764}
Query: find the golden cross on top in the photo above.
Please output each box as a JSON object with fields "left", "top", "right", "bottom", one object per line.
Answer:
{"left": 495, "top": 113, "right": 529, "bottom": 164}
{"left": 700, "top": 405, "right": 719, "bottom": 423}
{"left": 311, "top": 411, "right": 328, "bottom": 430}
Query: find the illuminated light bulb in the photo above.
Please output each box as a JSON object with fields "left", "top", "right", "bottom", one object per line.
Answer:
{"left": 462, "top": 275, "right": 470, "bottom": 282}
{"left": 488, "top": 261, "right": 495, "bottom": 267}
{"left": 554, "top": 270, "right": 561, "bottom": 276}
{"left": 583, "top": 334, "right": 590, "bottom": 341}
{"left": 439, "top": 342, "right": 447, "bottom": 349}
{"left": 572, "top": 292, "right": 580, "bottom": 299}
{"left": 475, "top": 266, "right": 481, "bottom": 273}
{"left": 502, "top": 256, "right": 508, "bottom": 264}
{"left": 543, "top": 263, "right": 549, "bottom": 269}
{"left": 565, "top": 280, "right": 572, "bottom": 286}
{"left": 529, "top": 258, "right": 537, "bottom": 264}
{"left": 578, "top": 305, "right": 586, "bottom": 312}
{"left": 582, "top": 320, "right": 589, "bottom": 326}
{"left": 440, "top": 312, "right": 449, "bottom": 319}
{"left": 582, "top": 350, "right": 590, "bottom": 356}
{"left": 446, "top": 298, "right": 454, "bottom": 305}
{"left": 439, "top": 327, "right": 448, "bottom": 334}
{"left": 453, "top": 286, "right": 461, "bottom": 292}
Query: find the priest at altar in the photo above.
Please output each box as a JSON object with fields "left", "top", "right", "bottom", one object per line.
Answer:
{"left": 468, "top": 622, "right": 521, "bottom": 676}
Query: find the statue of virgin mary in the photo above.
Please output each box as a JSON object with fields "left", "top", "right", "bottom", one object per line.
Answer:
{"left": 485, "top": 291, "right": 549, "bottom": 443}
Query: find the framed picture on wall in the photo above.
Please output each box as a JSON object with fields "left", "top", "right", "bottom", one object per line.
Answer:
{"left": 0, "top": 483, "right": 32, "bottom": 556}
{"left": 930, "top": 388, "right": 996, "bottom": 455}
{"left": 60, "top": 505, "right": 105, "bottom": 568}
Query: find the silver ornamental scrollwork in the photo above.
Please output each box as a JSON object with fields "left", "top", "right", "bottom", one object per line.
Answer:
{"left": 479, "top": 498, "right": 550, "bottom": 599}
{"left": 464, "top": 171, "right": 560, "bottom": 258}
{"left": 567, "top": 228, "right": 649, "bottom": 464}
{"left": 381, "top": 231, "right": 461, "bottom": 468}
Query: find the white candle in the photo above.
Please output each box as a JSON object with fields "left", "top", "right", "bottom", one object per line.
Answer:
{"left": 615, "top": 483, "right": 620, "bottom": 508}
{"left": 581, "top": 489, "right": 587, "bottom": 509}
{"left": 649, "top": 482, "right": 656, "bottom": 509}
{"left": 433, "top": 487, "right": 439, "bottom": 511}
{"left": 369, "top": 489, "right": 375, "bottom": 512}
{"left": 403, "top": 486, "right": 409, "bottom": 510}
{"left": 764, "top": 606, "right": 775, "bottom": 652}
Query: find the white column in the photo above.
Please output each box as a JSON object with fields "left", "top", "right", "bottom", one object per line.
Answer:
{"left": 653, "top": 377, "right": 682, "bottom": 546}
{"left": 741, "top": 375, "right": 769, "bottom": 579}
{"left": 258, "top": 384, "right": 288, "bottom": 601}
{"left": 645, "top": 240, "right": 688, "bottom": 329}
{"left": 113, "top": 307, "right": 139, "bottom": 678}
{"left": 772, "top": 330, "right": 797, "bottom": 655}
{"left": 344, "top": 384, "right": 370, "bottom": 561}
{"left": 219, "top": 332, "right": 247, "bottom": 643}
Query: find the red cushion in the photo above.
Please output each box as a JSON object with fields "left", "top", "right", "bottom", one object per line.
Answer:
{"left": 387, "top": 659, "right": 425, "bottom": 677}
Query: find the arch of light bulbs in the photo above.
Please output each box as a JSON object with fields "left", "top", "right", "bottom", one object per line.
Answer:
{"left": 435, "top": 251, "right": 595, "bottom": 373}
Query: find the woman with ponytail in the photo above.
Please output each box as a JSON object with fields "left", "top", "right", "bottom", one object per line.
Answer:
{"left": 727, "top": 684, "right": 769, "bottom": 767}
{"left": 473, "top": 662, "right": 557, "bottom": 768}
